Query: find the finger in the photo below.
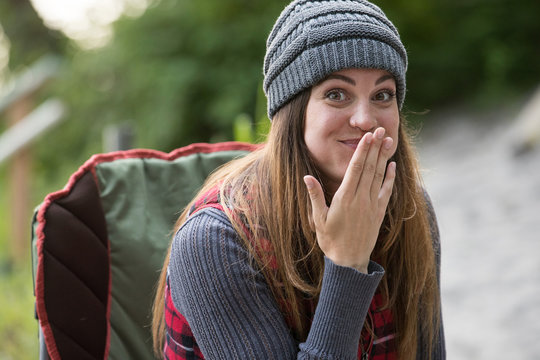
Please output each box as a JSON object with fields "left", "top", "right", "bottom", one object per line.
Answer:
{"left": 339, "top": 132, "right": 372, "bottom": 197}
{"left": 357, "top": 127, "right": 385, "bottom": 196}
{"left": 370, "top": 136, "right": 394, "bottom": 201}
{"left": 307, "top": 212, "right": 315, "bottom": 232}
{"left": 377, "top": 161, "right": 396, "bottom": 218}
{"left": 303, "top": 175, "right": 328, "bottom": 228}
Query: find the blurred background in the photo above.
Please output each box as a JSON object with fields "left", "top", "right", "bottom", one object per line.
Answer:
{"left": 0, "top": 0, "right": 539, "bottom": 358}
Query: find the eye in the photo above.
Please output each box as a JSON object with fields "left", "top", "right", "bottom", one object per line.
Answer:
{"left": 373, "top": 89, "right": 396, "bottom": 102}
{"left": 325, "top": 89, "right": 348, "bottom": 102}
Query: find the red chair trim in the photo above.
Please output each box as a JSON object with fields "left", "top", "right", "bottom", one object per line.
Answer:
{"left": 35, "top": 142, "right": 257, "bottom": 359}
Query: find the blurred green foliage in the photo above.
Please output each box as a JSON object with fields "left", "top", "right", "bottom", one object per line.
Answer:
{"left": 0, "top": 263, "right": 38, "bottom": 360}
{"left": 23, "top": 0, "right": 540, "bottom": 187}
{"left": 32, "top": 0, "right": 290, "bottom": 187}
{"left": 377, "top": 0, "right": 540, "bottom": 110}
{"left": 0, "top": 167, "right": 38, "bottom": 360}
{"left": 0, "top": 0, "right": 539, "bottom": 358}
{"left": 0, "top": 0, "right": 65, "bottom": 71}
{"left": 2, "top": 0, "right": 538, "bottom": 186}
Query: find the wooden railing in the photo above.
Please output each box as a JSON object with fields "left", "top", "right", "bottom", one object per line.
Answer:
{"left": 0, "top": 55, "right": 66, "bottom": 263}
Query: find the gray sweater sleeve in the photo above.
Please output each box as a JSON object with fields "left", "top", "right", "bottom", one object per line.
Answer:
{"left": 168, "top": 207, "right": 384, "bottom": 360}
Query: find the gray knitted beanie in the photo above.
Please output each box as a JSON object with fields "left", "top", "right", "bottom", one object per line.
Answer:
{"left": 263, "top": 0, "right": 407, "bottom": 119}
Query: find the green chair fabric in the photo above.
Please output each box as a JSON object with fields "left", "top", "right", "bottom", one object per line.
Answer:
{"left": 31, "top": 142, "right": 256, "bottom": 360}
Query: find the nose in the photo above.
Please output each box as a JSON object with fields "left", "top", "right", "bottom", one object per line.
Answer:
{"left": 349, "top": 102, "right": 376, "bottom": 132}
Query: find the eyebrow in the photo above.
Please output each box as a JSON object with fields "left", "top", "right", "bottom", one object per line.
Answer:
{"left": 324, "top": 74, "right": 356, "bottom": 85}
{"left": 375, "top": 74, "right": 394, "bottom": 85}
{"left": 322, "top": 73, "right": 395, "bottom": 86}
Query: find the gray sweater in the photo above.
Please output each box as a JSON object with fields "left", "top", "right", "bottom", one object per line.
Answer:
{"left": 168, "top": 207, "right": 445, "bottom": 359}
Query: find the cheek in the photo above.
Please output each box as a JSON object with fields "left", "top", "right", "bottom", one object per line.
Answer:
{"left": 304, "top": 103, "right": 330, "bottom": 150}
{"left": 303, "top": 115, "right": 339, "bottom": 174}
{"left": 391, "top": 129, "right": 399, "bottom": 156}
{"left": 380, "top": 114, "right": 400, "bottom": 154}
{"left": 303, "top": 123, "right": 327, "bottom": 161}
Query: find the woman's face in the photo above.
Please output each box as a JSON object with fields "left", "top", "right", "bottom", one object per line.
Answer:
{"left": 304, "top": 68, "right": 400, "bottom": 194}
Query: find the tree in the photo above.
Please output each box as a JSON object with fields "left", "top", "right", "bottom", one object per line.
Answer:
{"left": 0, "top": 0, "right": 65, "bottom": 72}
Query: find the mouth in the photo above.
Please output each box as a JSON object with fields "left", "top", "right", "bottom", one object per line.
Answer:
{"left": 339, "top": 138, "right": 361, "bottom": 149}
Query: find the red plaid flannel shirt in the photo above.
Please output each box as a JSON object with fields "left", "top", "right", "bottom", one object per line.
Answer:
{"left": 164, "top": 186, "right": 397, "bottom": 359}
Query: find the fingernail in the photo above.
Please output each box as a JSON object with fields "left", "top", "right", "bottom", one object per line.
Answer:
{"left": 365, "top": 133, "right": 372, "bottom": 144}
{"left": 377, "top": 128, "right": 385, "bottom": 139}
{"left": 303, "top": 176, "right": 313, "bottom": 189}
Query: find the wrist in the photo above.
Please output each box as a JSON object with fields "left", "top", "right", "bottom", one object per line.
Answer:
{"left": 327, "top": 255, "right": 370, "bottom": 274}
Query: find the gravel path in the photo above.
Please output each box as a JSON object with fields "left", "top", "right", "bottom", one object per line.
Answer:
{"left": 418, "top": 107, "right": 540, "bottom": 359}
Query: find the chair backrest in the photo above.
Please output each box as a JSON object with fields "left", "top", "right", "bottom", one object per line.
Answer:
{"left": 31, "top": 142, "right": 256, "bottom": 360}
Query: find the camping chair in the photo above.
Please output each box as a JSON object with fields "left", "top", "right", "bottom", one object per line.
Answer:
{"left": 31, "top": 142, "right": 256, "bottom": 360}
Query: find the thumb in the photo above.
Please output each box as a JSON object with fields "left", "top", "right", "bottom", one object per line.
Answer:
{"left": 303, "top": 175, "right": 327, "bottom": 226}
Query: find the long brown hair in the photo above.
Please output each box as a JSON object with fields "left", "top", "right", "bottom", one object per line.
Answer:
{"left": 152, "top": 89, "right": 440, "bottom": 359}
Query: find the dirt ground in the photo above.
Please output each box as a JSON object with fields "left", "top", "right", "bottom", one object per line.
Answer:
{"left": 418, "top": 104, "right": 540, "bottom": 359}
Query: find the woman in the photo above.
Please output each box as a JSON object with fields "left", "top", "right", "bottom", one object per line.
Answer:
{"left": 153, "top": 0, "right": 445, "bottom": 359}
